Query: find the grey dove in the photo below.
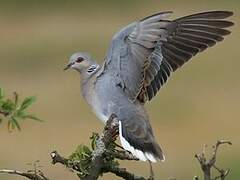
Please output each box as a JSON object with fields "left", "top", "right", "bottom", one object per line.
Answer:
{"left": 64, "top": 11, "right": 233, "bottom": 162}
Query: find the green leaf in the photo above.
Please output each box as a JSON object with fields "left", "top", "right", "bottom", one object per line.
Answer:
{"left": 2, "top": 99, "right": 15, "bottom": 112}
{"left": 15, "top": 110, "right": 25, "bottom": 119}
{"left": 8, "top": 120, "right": 15, "bottom": 131}
{"left": 23, "top": 114, "right": 43, "bottom": 122}
{"left": 11, "top": 117, "right": 21, "bottom": 131}
{"left": 0, "top": 89, "right": 42, "bottom": 131}
{"left": 20, "top": 96, "right": 36, "bottom": 111}
{"left": 90, "top": 133, "right": 98, "bottom": 150}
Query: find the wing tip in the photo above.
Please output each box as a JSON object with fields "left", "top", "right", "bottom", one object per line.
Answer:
{"left": 175, "top": 10, "right": 234, "bottom": 22}
{"left": 218, "top": 10, "right": 234, "bottom": 17}
{"left": 203, "top": 10, "right": 234, "bottom": 17}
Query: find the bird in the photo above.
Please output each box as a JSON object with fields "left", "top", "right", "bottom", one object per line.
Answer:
{"left": 64, "top": 11, "right": 233, "bottom": 163}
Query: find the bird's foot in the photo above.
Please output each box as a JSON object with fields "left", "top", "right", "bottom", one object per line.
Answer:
{"left": 148, "top": 161, "right": 154, "bottom": 180}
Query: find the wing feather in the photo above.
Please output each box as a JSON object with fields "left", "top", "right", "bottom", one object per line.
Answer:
{"left": 140, "top": 11, "right": 233, "bottom": 102}
{"left": 103, "top": 11, "right": 233, "bottom": 102}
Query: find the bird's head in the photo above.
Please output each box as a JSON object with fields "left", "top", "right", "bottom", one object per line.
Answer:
{"left": 64, "top": 52, "right": 95, "bottom": 73}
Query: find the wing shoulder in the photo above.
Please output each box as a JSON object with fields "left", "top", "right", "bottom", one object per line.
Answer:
{"left": 103, "top": 12, "right": 173, "bottom": 101}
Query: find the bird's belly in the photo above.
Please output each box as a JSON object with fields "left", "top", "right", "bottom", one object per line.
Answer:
{"left": 92, "top": 105, "right": 109, "bottom": 123}
{"left": 89, "top": 77, "right": 136, "bottom": 124}
{"left": 89, "top": 92, "right": 110, "bottom": 123}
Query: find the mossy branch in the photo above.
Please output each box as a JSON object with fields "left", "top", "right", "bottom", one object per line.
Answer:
{"left": 50, "top": 117, "right": 233, "bottom": 180}
{"left": 50, "top": 114, "right": 150, "bottom": 180}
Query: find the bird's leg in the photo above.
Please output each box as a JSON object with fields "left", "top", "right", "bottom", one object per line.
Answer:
{"left": 148, "top": 160, "right": 154, "bottom": 180}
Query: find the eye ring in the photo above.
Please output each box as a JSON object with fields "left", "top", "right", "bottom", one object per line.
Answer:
{"left": 76, "top": 57, "right": 84, "bottom": 63}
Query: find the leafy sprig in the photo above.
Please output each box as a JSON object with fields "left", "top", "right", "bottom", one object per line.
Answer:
{"left": 67, "top": 133, "right": 118, "bottom": 178}
{"left": 0, "top": 87, "right": 42, "bottom": 131}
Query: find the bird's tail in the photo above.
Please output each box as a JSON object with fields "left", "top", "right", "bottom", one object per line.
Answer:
{"left": 119, "top": 120, "right": 165, "bottom": 162}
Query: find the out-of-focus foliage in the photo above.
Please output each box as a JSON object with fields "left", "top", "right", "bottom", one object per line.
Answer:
{"left": 0, "top": 87, "right": 42, "bottom": 131}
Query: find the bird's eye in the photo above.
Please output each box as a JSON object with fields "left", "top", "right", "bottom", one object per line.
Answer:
{"left": 76, "top": 57, "right": 84, "bottom": 63}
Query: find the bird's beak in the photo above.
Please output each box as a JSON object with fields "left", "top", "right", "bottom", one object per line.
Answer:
{"left": 63, "top": 63, "right": 73, "bottom": 71}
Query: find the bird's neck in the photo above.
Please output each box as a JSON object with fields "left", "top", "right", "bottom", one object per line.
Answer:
{"left": 80, "top": 63, "right": 101, "bottom": 84}
{"left": 86, "top": 64, "right": 100, "bottom": 75}
{"left": 80, "top": 63, "right": 101, "bottom": 104}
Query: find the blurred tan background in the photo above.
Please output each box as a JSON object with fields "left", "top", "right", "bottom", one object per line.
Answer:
{"left": 0, "top": 0, "right": 239, "bottom": 179}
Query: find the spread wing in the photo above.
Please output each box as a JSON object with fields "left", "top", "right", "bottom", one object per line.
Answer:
{"left": 104, "top": 11, "right": 233, "bottom": 103}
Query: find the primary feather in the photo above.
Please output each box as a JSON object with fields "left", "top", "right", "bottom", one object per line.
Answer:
{"left": 103, "top": 11, "right": 233, "bottom": 103}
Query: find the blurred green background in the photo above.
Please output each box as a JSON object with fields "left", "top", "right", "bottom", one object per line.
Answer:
{"left": 0, "top": 0, "right": 239, "bottom": 179}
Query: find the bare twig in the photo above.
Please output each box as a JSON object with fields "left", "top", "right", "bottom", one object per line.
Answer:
{"left": 103, "top": 165, "right": 146, "bottom": 180}
{"left": 193, "top": 176, "right": 200, "bottom": 180}
{"left": 0, "top": 169, "right": 49, "bottom": 180}
{"left": 106, "top": 149, "right": 139, "bottom": 161}
{"left": 51, "top": 151, "right": 71, "bottom": 167}
{"left": 195, "top": 140, "right": 232, "bottom": 180}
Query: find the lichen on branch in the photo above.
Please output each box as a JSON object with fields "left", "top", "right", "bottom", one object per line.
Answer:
{"left": 51, "top": 114, "right": 149, "bottom": 180}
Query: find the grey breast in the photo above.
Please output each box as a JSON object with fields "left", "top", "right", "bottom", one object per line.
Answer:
{"left": 93, "top": 70, "right": 140, "bottom": 122}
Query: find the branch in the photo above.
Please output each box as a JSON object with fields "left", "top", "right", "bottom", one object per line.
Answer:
{"left": 51, "top": 114, "right": 149, "bottom": 180}
{"left": 51, "top": 150, "right": 147, "bottom": 180}
{"left": 51, "top": 151, "right": 80, "bottom": 172}
{"left": 0, "top": 169, "right": 49, "bottom": 180}
{"left": 105, "top": 149, "right": 139, "bottom": 161}
{"left": 84, "top": 114, "right": 119, "bottom": 180}
{"left": 51, "top": 114, "right": 233, "bottom": 180}
{"left": 194, "top": 140, "right": 232, "bottom": 180}
{"left": 103, "top": 165, "right": 146, "bottom": 180}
